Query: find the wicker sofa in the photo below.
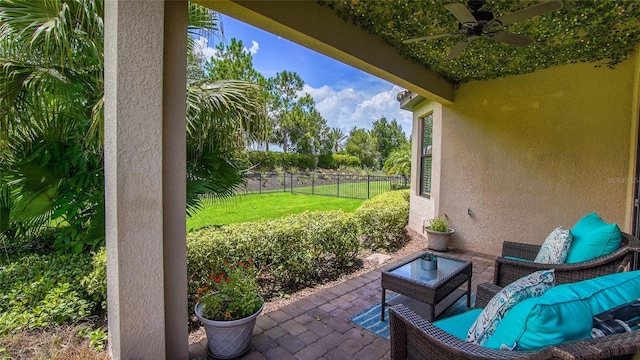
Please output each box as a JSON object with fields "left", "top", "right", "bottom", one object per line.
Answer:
{"left": 389, "top": 282, "right": 640, "bottom": 360}
{"left": 493, "top": 232, "right": 639, "bottom": 287}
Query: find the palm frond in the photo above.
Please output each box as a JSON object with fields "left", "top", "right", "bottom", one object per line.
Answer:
{"left": 0, "top": 0, "right": 103, "bottom": 145}
{"left": 0, "top": 183, "right": 11, "bottom": 234}
{"left": 88, "top": 94, "right": 104, "bottom": 148}
{"left": 85, "top": 192, "right": 104, "bottom": 248}
{"left": 187, "top": 3, "right": 218, "bottom": 56}
{"left": 187, "top": 79, "right": 266, "bottom": 155}
{"left": 0, "top": 0, "right": 103, "bottom": 68}
{"left": 186, "top": 150, "right": 245, "bottom": 217}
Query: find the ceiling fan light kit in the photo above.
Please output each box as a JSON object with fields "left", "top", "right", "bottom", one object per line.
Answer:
{"left": 403, "top": 0, "right": 564, "bottom": 60}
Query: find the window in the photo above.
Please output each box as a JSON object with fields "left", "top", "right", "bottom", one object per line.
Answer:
{"left": 420, "top": 114, "right": 433, "bottom": 198}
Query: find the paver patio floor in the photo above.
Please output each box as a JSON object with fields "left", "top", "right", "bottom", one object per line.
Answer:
{"left": 189, "top": 248, "right": 495, "bottom": 360}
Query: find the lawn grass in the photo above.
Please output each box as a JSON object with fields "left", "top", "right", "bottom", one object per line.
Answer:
{"left": 187, "top": 192, "right": 364, "bottom": 231}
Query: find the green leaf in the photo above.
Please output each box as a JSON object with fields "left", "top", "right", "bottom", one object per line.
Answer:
{"left": 39, "top": 151, "right": 51, "bottom": 167}
{"left": 72, "top": 242, "right": 83, "bottom": 254}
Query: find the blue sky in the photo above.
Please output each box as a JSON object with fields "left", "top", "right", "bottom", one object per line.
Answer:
{"left": 195, "top": 14, "right": 412, "bottom": 137}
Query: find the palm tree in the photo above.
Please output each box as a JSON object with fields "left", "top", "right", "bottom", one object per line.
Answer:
{"left": 185, "top": 79, "right": 265, "bottom": 215}
{"left": 0, "top": 0, "right": 264, "bottom": 251}
{"left": 383, "top": 143, "right": 411, "bottom": 176}
{"left": 186, "top": 7, "right": 266, "bottom": 214}
{"left": 0, "top": 0, "right": 106, "bottom": 252}
{"left": 327, "top": 127, "right": 347, "bottom": 153}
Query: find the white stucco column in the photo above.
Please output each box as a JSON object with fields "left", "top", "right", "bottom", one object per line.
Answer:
{"left": 104, "top": 1, "right": 188, "bottom": 358}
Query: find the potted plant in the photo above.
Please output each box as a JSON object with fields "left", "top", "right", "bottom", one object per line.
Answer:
{"left": 195, "top": 259, "right": 264, "bottom": 359}
{"left": 424, "top": 215, "right": 454, "bottom": 251}
{"left": 420, "top": 253, "right": 438, "bottom": 270}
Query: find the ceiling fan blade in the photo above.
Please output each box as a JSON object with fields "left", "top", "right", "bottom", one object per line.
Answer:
{"left": 487, "top": 31, "right": 533, "bottom": 47}
{"left": 444, "top": 3, "right": 478, "bottom": 27}
{"left": 491, "top": 0, "right": 563, "bottom": 27}
{"left": 402, "top": 32, "right": 462, "bottom": 44}
{"left": 445, "top": 36, "right": 479, "bottom": 60}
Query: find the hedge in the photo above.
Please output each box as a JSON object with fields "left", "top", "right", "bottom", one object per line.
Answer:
{"left": 247, "top": 151, "right": 362, "bottom": 170}
{"left": 186, "top": 210, "right": 360, "bottom": 311}
{"left": 0, "top": 190, "right": 410, "bottom": 334}
{"left": 248, "top": 151, "right": 315, "bottom": 170}
{"left": 186, "top": 189, "right": 409, "bottom": 310}
{"left": 316, "top": 154, "right": 334, "bottom": 169}
{"left": 355, "top": 190, "right": 410, "bottom": 251}
{"left": 332, "top": 154, "right": 361, "bottom": 169}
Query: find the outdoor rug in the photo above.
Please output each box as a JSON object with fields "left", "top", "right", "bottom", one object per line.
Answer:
{"left": 349, "top": 293, "right": 475, "bottom": 340}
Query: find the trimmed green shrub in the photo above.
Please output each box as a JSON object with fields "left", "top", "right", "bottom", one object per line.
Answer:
{"left": 186, "top": 210, "right": 359, "bottom": 312}
{"left": 0, "top": 252, "right": 95, "bottom": 335}
{"left": 333, "top": 154, "right": 361, "bottom": 168}
{"left": 260, "top": 211, "right": 359, "bottom": 286}
{"left": 247, "top": 151, "right": 277, "bottom": 169}
{"left": 317, "top": 154, "right": 335, "bottom": 169}
{"left": 247, "top": 151, "right": 364, "bottom": 171}
{"left": 248, "top": 151, "right": 316, "bottom": 170}
{"left": 355, "top": 190, "right": 410, "bottom": 251}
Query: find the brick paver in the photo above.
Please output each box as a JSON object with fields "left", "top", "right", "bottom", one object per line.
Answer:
{"left": 189, "top": 248, "right": 494, "bottom": 359}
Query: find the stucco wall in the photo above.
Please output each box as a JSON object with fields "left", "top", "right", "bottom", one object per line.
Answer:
{"left": 409, "top": 54, "right": 639, "bottom": 257}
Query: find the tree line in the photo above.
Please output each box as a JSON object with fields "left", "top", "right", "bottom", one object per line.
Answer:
{"left": 198, "top": 36, "right": 410, "bottom": 171}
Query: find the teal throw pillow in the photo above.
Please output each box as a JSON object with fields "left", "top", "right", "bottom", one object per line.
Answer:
{"left": 466, "top": 269, "right": 555, "bottom": 346}
{"left": 566, "top": 212, "right": 622, "bottom": 263}
{"left": 483, "top": 270, "right": 640, "bottom": 351}
{"left": 534, "top": 226, "right": 573, "bottom": 264}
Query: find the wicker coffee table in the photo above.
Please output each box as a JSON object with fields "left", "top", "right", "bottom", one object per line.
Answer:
{"left": 380, "top": 252, "right": 472, "bottom": 321}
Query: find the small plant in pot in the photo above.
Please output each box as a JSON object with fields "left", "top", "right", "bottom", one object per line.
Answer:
{"left": 195, "top": 259, "right": 264, "bottom": 359}
{"left": 424, "top": 215, "right": 454, "bottom": 251}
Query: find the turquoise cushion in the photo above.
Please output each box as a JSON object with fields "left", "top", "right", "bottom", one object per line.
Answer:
{"left": 466, "top": 269, "right": 555, "bottom": 345}
{"left": 566, "top": 212, "right": 622, "bottom": 263}
{"left": 433, "top": 308, "right": 482, "bottom": 340}
{"left": 484, "top": 270, "right": 640, "bottom": 350}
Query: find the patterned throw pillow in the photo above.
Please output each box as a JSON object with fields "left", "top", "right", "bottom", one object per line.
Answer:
{"left": 466, "top": 269, "right": 555, "bottom": 346}
{"left": 534, "top": 226, "right": 573, "bottom": 264}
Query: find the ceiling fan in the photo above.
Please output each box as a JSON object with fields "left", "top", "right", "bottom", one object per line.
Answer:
{"left": 403, "top": 0, "right": 563, "bottom": 60}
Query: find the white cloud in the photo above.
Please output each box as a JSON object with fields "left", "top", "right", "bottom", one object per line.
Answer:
{"left": 301, "top": 84, "right": 412, "bottom": 136}
{"left": 194, "top": 36, "right": 219, "bottom": 59}
{"left": 193, "top": 37, "right": 259, "bottom": 59}
{"left": 245, "top": 40, "right": 260, "bottom": 55}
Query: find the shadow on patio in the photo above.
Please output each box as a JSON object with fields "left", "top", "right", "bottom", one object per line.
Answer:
{"left": 188, "top": 246, "right": 495, "bottom": 360}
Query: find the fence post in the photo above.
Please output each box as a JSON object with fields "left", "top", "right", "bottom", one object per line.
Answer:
{"left": 290, "top": 173, "right": 293, "bottom": 193}
{"left": 259, "top": 172, "right": 262, "bottom": 194}
{"left": 367, "top": 175, "right": 371, "bottom": 199}
{"left": 311, "top": 172, "right": 315, "bottom": 195}
{"left": 283, "top": 172, "right": 286, "bottom": 193}
{"left": 337, "top": 173, "right": 340, "bottom": 197}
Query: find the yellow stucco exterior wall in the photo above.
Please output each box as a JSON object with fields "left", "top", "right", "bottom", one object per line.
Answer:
{"left": 410, "top": 52, "right": 640, "bottom": 256}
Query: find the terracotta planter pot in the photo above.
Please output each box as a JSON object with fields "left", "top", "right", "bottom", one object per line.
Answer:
{"left": 195, "top": 302, "right": 264, "bottom": 359}
{"left": 425, "top": 228, "right": 454, "bottom": 251}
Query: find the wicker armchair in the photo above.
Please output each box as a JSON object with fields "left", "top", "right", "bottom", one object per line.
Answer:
{"left": 493, "top": 232, "right": 640, "bottom": 287}
{"left": 389, "top": 282, "right": 640, "bottom": 360}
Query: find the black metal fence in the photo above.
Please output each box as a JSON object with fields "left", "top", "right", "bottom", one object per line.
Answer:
{"left": 238, "top": 172, "right": 409, "bottom": 200}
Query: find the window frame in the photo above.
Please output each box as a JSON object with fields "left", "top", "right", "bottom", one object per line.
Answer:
{"left": 419, "top": 113, "right": 433, "bottom": 198}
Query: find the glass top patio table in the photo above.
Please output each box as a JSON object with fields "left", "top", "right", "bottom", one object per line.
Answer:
{"left": 380, "top": 252, "right": 472, "bottom": 322}
{"left": 388, "top": 255, "right": 469, "bottom": 285}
